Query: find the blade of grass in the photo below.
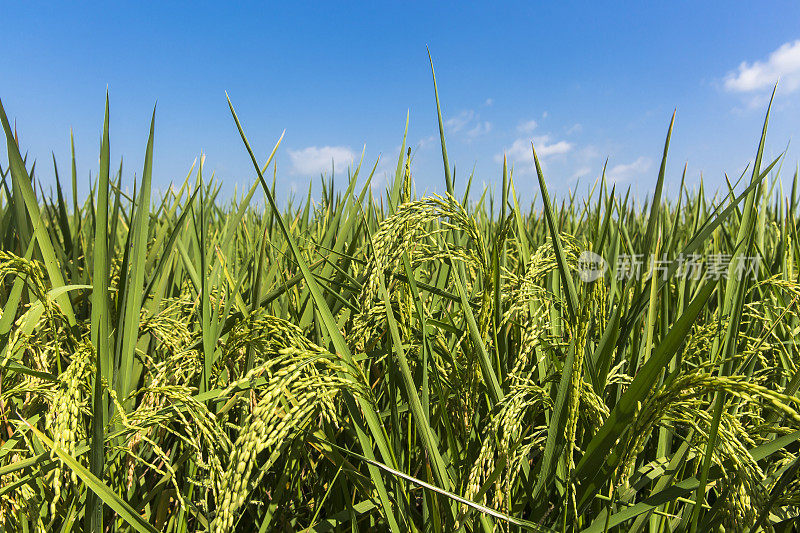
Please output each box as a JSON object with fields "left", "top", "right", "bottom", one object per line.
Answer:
{"left": 227, "top": 94, "right": 403, "bottom": 533}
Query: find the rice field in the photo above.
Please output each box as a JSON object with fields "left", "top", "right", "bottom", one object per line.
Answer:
{"left": 2, "top": 79, "right": 800, "bottom": 532}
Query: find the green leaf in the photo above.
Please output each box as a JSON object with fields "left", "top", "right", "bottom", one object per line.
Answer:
{"left": 0, "top": 98, "right": 76, "bottom": 325}
{"left": 428, "top": 48, "right": 454, "bottom": 196}
{"left": 532, "top": 142, "right": 579, "bottom": 321}
{"left": 87, "top": 93, "right": 111, "bottom": 532}
{"left": 21, "top": 418, "right": 159, "bottom": 533}
{"left": 116, "top": 107, "right": 156, "bottom": 404}
{"left": 227, "top": 94, "right": 403, "bottom": 533}
{"left": 575, "top": 277, "right": 718, "bottom": 511}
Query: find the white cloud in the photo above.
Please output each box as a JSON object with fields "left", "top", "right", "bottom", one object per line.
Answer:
{"left": 445, "top": 110, "right": 475, "bottom": 132}
{"left": 532, "top": 135, "right": 573, "bottom": 157}
{"left": 517, "top": 119, "right": 538, "bottom": 134}
{"left": 288, "top": 146, "right": 356, "bottom": 176}
{"left": 495, "top": 135, "right": 573, "bottom": 173}
{"left": 484, "top": 98, "right": 494, "bottom": 106}
{"left": 579, "top": 145, "right": 600, "bottom": 159}
{"left": 572, "top": 166, "right": 591, "bottom": 180}
{"left": 467, "top": 121, "right": 492, "bottom": 138}
{"left": 724, "top": 40, "right": 800, "bottom": 94}
{"left": 609, "top": 157, "right": 652, "bottom": 181}
{"left": 417, "top": 135, "right": 436, "bottom": 148}
{"left": 445, "top": 110, "right": 491, "bottom": 138}
{"left": 566, "top": 123, "right": 583, "bottom": 135}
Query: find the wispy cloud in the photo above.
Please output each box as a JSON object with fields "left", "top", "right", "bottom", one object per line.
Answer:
{"left": 572, "top": 166, "right": 591, "bottom": 180}
{"left": 468, "top": 121, "right": 492, "bottom": 138}
{"left": 566, "top": 123, "right": 583, "bottom": 135}
{"left": 445, "top": 109, "right": 492, "bottom": 138}
{"left": 484, "top": 98, "right": 494, "bottom": 106}
{"left": 417, "top": 135, "right": 436, "bottom": 148}
{"left": 495, "top": 135, "right": 573, "bottom": 173}
{"left": 517, "top": 119, "right": 538, "bottom": 134}
{"left": 288, "top": 145, "right": 356, "bottom": 175}
{"left": 445, "top": 110, "right": 475, "bottom": 133}
{"left": 531, "top": 135, "right": 572, "bottom": 157}
{"left": 724, "top": 40, "right": 800, "bottom": 97}
{"left": 608, "top": 156, "right": 652, "bottom": 181}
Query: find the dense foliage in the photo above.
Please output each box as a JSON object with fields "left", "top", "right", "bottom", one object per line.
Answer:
{"left": 2, "top": 84, "right": 800, "bottom": 531}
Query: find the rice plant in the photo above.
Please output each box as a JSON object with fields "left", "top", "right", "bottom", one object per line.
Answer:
{"left": 1, "top": 73, "right": 800, "bottom": 532}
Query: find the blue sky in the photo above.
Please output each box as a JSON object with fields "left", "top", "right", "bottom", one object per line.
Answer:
{"left": 4, "top": 2, "right": 800, "bottom": 203}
